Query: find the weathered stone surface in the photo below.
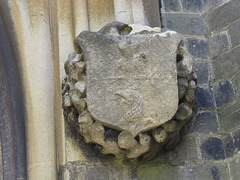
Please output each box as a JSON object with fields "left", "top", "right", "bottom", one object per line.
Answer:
{"left": 219, "top": 99, "right": 240, "bottom": 132}
{"left": 161, "top": 0, "right": 181, "bottom": 11}
{"left": 229, "top": 19, "right": 240, "bottom": 47}
{"left": 194, "top": 61, "right": 209, "bottom": 85}
{"left": 78, "top": 111, "right": 94, "bottom": 143}
{"left": 152, "top": 128, "right": 167, "bottom": 143}
{"left": 229, "top": 156, "right": 240, "bottom": 180}
{"left": 63, "top": 22, "right": 196, "bottom": 160}
{"left": 192, "top": 111, "right": 219, "bottom": 134}
{"left": 77, "top": 24, "right": 181, "bottom": 136}
{"left": 163, "top": 120, "right": 177, "bottom": 133}
{"left": 187, "top": 38, "right": 209, "bottom": 59}
{"left": 178, "top": 164, "right": 229, "bottom": 180}
{"left": 209, "top": 30, "right": 231, "bottom": 58}
{"left": 126, "top": 133, "right": 151, "bottom": 158}
{"left": 118, "top": 131, "right": 138, "bottom": 149}
{"left": 196, "top": 87, "right": 215, "bottom": 109}
{"left": 201, "top": 137, "right": 225, "bottom": 160}
{"left": 182, "top": 0, "right": 203, "bottom": 12}
{"left": 172, "top": 136, "right": 199, "bottom": 162}
{"left": 175, "top": 103, "right": 192, "bottom": 121}
{"left": 214, "top": 46, "right": 240, "bottom": 81}
{"left": 213, "top": 80, "right": 236, "bottom": 107}
{"left": 205, "top": 0, "right": 240, "bottom": 32}
{"left": 162, "top": 13, "right": 206, "bottom": 35}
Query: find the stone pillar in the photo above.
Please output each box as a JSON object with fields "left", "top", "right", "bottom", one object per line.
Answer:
{"left": 114, "top": 0, "right": 161, "bottom": 27}
{"left": 0, "top": 0, "right": 163, "bottom": 179}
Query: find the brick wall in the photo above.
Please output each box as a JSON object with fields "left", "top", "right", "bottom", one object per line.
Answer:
{"left": 136, "top": 0, "right": 240, "bottom": 179}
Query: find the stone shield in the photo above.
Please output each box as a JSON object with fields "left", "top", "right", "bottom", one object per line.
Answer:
{"left": 79, "top": 30, "right": 181, "bottom": 136}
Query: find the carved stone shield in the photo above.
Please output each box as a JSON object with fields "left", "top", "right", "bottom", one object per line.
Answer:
{"left": 79, "top": 30, "right": 181, "bottom": 136}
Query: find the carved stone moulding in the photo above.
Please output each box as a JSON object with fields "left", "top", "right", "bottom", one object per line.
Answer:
{"left": 62, "top": 21, "right": 196, "bottom": 160}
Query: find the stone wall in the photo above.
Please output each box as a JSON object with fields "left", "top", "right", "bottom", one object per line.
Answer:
{"left": 136, "top": 0, "right": 240, "bottom": 179}
{"left": 58, "top": 0, "right": 240, "bottom": 179}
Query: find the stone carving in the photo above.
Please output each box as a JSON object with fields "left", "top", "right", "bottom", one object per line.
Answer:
{"left": 62, "top": 21, "right": 196, "bottom": 160}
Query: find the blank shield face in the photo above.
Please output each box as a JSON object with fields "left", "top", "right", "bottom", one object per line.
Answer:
{"left": 80, "top": 31, "right": 181, "bottom": 136}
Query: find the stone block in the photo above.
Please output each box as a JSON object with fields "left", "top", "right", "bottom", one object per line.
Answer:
{"left": 194, "top": 61, "right": 209, "bottom": 85}
{"left": 219, "top": 99, "right": 240, "bottom": 132}
{"left": 182, "top": 0, "right": 203, "bottom": 12}
{"left": 196, "top": 87, "right": 215, "bottom": 109}
{"left": 187, "top": 38, "right": 209, "bottom": 59}
{"left": 192, "top": 111, "right": 219, "bottom": 134}
{"left": 229, "top": 156, "right": 240, "bottom": 180}
{"left": 137, "top": 164, "right": 178, "bottom": 180}
{"left": 201, "top": 137, "right": 225, "bottom": 160}
{"left": 162, "top": 13, "right": 206, "bottom": 35}
{"left": 229, "top": 19, "right": 240, "bottom": 47}
{"left": 107, "top": 165, "right": 133, "bottom": 180}
{"left": 209, "top": 30, "right": 231, "bottom": 58}
{"left": 235, "top": 73, "right": 240, "bottom": 95}
{"left": 213, "top": 80, "right": 236, "bottom": 108}
{"left": 213, "top": 46, "right": 240, "bottom": 81}
{"left": 203, "top": 0, "right": 225, "bottom": 10}
{"left": 68, "top": 162, "right": 109, "bottom": 180}
{"left": 223, "top": 134, "right": 235, "bottom": 158}
{"left": 171, "top": 136, "right": 199, "bottom": 163}
{"left": 161, "top": 0, "right": 181, "bottom": 11}
{"left": 205, "top": 0, "right": 240, "bottom": 32}
{"left": 232, "top": 129, "right": 240, "bottom": 152}
{"left": 178, "top": 164, "right": 229, "bottom": 180}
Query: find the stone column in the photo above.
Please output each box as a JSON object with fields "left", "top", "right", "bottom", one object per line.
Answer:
{"left": 114, "top": 0, "right": 161, "bottom": 27}
{"left": 0, "top": 0, "right": 162, "bottom": 179}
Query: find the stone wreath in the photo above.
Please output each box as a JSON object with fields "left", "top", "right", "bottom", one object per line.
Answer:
{"left": 62, "top": 21, "right": 196, "bottom": 160}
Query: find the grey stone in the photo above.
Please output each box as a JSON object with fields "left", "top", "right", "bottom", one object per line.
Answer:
{"left": 178, "top": 164, "right": 229, "bottom": 180}
{"left": 172, "top": 136, "right": 199, "bottom": 163}
{"left": 77, "top": 24, "right": 182, "bottom": 136}
{"left": 213, "top": 80, "right": 236, "bottom": 107}
{"left": 223, "top": 134, "right": 235, "bottom": 158}
{"left": 235, "top": 73, "right": 240, "bottom": 95}
{"left": 137, "top": 164, "right": 178, "bottom": 180}
{"left": 203, "top": 0, "right": 225, "bottom": 10}
{"left": 161, "top": 0, "right": 181, "bottom": 11}
{"left": 229, "top": 156, "right": 240, "bottom": 180}
{"left": 68, "top": 162, "right": 109, "bottom": 180}
{"left": 209, "top": 30, "right": 231, "bottom": 58}
{"left": 162, "top": 13, "right": 206, "bottom": 35}
{"left": 182, "top": 0, "right": 203, "bottom": 12}
{"left": 229, "top": 19, "right": 240, "bottom": 47}
{"left": 196, "top": 87, "right": 215, "bottom": 109}
{"left": 194, "top": 61, "right": 209, "bottom": 85}
{"left": 192, "top": 111, "right": 219, "bottom": 134}
{"left": 187, "top": 38, "right": 210, "bottom": 59}
{"left": 205, "top": 0, "right": 240, "bottom": 32}
{"left": 219, "top": 99, "right": 240, "bottom": 132}
{"left": 232, "top": 129, "right": 240, "bottom": 153}
{"left": 201, "top": 137, "right": 225, "bottom": 160}
{"left": 213, "top": 46, "right": 240, "bottom": 81}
